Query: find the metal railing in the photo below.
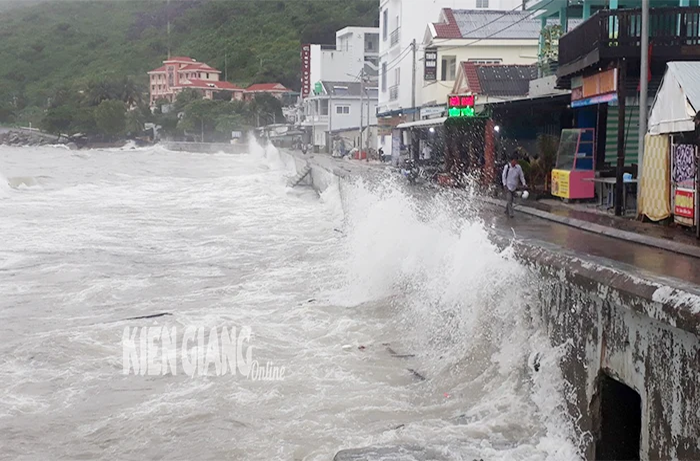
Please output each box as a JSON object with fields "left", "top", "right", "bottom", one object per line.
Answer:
{"left": 559, "top": 7, "right": 700, "bottom": 70}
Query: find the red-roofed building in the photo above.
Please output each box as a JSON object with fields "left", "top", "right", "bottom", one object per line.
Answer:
{"left": 244, "top": 83, "right": 292, "bottom": 101}
{"left": 419, "top": 8, "right": 542, "bottom": 109}
{"left": 147, "top": 57, "right": 245, "bottom": 107}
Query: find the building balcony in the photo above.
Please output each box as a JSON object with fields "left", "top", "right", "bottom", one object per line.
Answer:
{"left": 389, "top": 85, "right": 399, "bottom": 101}
{"left": 558, "top": 6, "right": 700, "bottom": 78}
{"left": 390, "top": 28, "right": 400, "bottom": 47}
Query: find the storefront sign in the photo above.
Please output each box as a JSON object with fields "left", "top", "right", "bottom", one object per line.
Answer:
{"left": 420, "top": 106, "right": 445, "bottom": 119}
{"left": 424, "top": 48, "right": 437, "bottom": 81}
{"left": 301, "top": 44, "right": 311, "bottom": 98}
{"left": 447, "top": 94, "right": 475, "bottom": 118}
{"left": 571, "top": 93, "right": 618, "bottom": 108}
{"left": 674, "top": 189, "right": 695, "bottom": 219}
{"left": 551, "top": 169, "right": 571, "bottom": 198}
{"left": 571, "top": 68, "right": 617, "bottom": 107}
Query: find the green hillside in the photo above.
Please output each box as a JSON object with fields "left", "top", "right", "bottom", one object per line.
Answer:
{"left": 0, "top": 0, "right": 378, "bottom": 111}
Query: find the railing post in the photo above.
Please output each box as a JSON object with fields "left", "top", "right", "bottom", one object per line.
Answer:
{"left": 615, "top": 59, "right": 627, "bottom": 217}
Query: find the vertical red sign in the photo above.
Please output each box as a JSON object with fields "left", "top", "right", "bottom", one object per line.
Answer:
{"left": 301, "top": 44, "right": 311, "bottom": 98}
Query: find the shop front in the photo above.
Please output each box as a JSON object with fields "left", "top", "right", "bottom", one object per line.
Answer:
{"left": 554, "top": 68, "right": 621, "bottom": 202}
{"left": 396, "top": 94, "right": 492, "bottom": 186}
{"left": 642, "top": 62, "right": 700, "bottom": 236}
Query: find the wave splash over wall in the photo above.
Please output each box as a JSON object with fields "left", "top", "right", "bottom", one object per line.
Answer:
{"left": 325, "top": 171, "right": 587, "bottom": 460}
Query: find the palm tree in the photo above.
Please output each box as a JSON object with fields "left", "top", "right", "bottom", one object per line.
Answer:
{"left": 119, "top": 77, "right": 144, "bottom": 107}
{"left": 83, "top": 80, "right": 118, "bottom": 106}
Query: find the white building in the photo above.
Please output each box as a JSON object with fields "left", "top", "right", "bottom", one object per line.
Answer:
{"left": 301, "top": 81, "right": 378, "bottom": 151}
{"left": 377, "top": 0, "right": 522, "bottom": 152}
{"left": 303, "top": 27, "right": 380, "bottom": 99}
{"left": 421, "top": 9, "right": 542, "bottom": 107}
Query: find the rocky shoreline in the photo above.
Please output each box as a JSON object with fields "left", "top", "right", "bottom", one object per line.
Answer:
{"left": 0, "top": 129, "right": 136, "bottom": 150}
{"left": 0, "top": 129, "right": 77, "bottom": 149}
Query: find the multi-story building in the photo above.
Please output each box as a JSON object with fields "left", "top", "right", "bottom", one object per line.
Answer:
{"left": 301, "top": 26, "right": 380, "bottom": 100}
{"left": 421, "top": 9, "right": 542, "bottom": 108}
{"left": 147, "top": 57, "right": 245, "bottom": 107}
{"left": 376, "top": 0, "right": 522, "bottom": 152}
{"left": 301, "top": 80, "right": 378, "bottom": 152}
{"left": 298, "top": 26, "right": 381, "bottom": 151}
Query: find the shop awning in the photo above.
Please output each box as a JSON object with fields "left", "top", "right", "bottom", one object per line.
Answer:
{"left": 648, "top": 62, "right": 700, "bottom": 135}
{"left": 396, "top": 117, "right": 447, "bottom": 129}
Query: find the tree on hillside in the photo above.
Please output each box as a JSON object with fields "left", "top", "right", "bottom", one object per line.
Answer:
{"left": 84, "top": 80, "right": 119, "bottom": 107}
{"left": 125, "top": 106, "right": 149, "bottom": 135}
{"left": 249, "top": 93, "right": 283, "bottom": 126}
{"left": 94, "top": 99, "right": 126, "bottom": 139}
{"left": 178, "top": 99, "right": 219, "bottom": 138}
{"left": 0, "top": 104, "right": 15, "bottom": 124}
{"left": 174, "top": 89, "right": 202, "bottom": 113}
{"left": 41, "top": 105, "right": 74, "bottom": 138}
{"left": 117, "top": 77, "right": 145, "bottom": 107}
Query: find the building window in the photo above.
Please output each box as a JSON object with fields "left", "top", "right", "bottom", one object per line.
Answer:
{"left": 394, "top": 67, "right": 401, "bottom": 86}
{"left": 441, "top": 55, "right": 456, "bottom": 81}
{"left": 336, "top": 105, "right": 350, "bottom": 115}
{"left": 382, "top": 10, "right": 388, "bottom": 41}
{"left": 321, "top": 100, "right": 329, "bottom": 116}
{"left": 476, "top": 0, "right": 489, "bottom": 7}
{"left": 382, "top": 63, "right": 387, "bottom": 92}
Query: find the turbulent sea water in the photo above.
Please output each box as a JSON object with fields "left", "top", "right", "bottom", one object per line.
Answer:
{"left": 0, "top": 142, "right": 585, "bottom": 460}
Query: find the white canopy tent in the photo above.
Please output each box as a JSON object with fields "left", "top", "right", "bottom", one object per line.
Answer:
{"left": 648, "top": 62, "right": 700, "bottom": 135}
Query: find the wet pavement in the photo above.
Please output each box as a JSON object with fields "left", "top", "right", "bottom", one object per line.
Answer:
{"left": 290, "top": 151, "right": 700, "bottom": 288}
{"left": 534, "top": 198, "right": 700, "bottom": 249}
{"left": 484, "top": 202, "right": 700, "bottom": 287}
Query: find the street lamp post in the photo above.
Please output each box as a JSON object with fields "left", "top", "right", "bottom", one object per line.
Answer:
{"left": 637, "top": 0, "right": 649, "bottom": 214}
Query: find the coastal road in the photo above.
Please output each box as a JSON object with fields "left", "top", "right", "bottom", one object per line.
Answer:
{"left": 482, "top": 202, "right": 700, "bottom": 287}
{"left": 291, "top": 152, "right": 700, "bottom": 288}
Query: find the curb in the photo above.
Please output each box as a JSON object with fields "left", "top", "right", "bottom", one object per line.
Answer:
{"left": 482, "top": 196, "right": 700, "bottom": 259}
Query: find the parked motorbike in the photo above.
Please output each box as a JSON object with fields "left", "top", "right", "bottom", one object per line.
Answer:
{"left": 401, "top": 159, "right": 419, "bottom": 185}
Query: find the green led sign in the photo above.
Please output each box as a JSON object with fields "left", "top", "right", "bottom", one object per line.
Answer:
{"left": 447, "top": 94, "right": 475, "bottom": 118}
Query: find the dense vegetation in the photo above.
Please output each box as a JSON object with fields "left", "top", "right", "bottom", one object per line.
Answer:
{"left": 0, "top": 0, "right": 378, "bottom": 132}
{"left": 31, "top": 74, "right": 285, "bottom": 141}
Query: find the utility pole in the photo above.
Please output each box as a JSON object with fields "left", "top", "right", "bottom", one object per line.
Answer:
{"left": 359, "top": 68, "right": 364, "bottom": 159}
{"left": 224, "top": 53, "right": 228, "bottom": 82}
{"left": 328, "top": 90, "right": 333, "bottom": 155}
{"left": 615, "top": 59, "right": 627, "bottom": 216}
{"left": 201, "top": 118, "right": 204, "bottom": 143}
{"left": 366, "top": 78, "right": 370, "bottom": 161}
{"left": 637, "top": 0, "right": 649, "bottom": 213}
{"left": 411, "top": 39, "right": 417, "bottom": 121}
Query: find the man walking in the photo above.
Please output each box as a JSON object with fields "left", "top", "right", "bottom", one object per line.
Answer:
{"left": 502, "top": 153, "right": 527, "bottom": 218}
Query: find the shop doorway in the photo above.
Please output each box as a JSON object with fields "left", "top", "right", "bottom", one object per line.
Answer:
{"left": 594, "top": 373, "right": 642, "bottom": 460}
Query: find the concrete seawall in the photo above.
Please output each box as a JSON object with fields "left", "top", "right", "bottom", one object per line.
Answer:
{"left": 277, "top": 147, "right": 700, "bottom": 460}
{"left": 162, "top": 141, "right": 248, "bottom": 154}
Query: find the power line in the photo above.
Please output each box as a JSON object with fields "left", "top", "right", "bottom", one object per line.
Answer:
{"left": 381, "top": 44, "right": 413, "bottom": 73}
{"left": 432, "top": 1, "right": 555, "bottom": 54}
{"left": 428, "top": 2, "right": 529, "bottom": 48}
